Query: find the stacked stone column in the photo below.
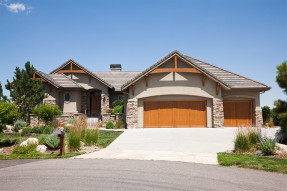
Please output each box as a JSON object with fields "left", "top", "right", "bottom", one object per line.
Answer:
{"left": 213, "top": 98, "right": 224, "bottom": 128}
{"left": 101, "top": 94, "right": 110, "bottom": 114}
{"left": 126, "top": 100, "right": 138, "bottom": 129}
{"left": 44, "top": 100, "right": 56, "bottom": 105}
{"left": 255, "top": 108, "right": 263, "bottom": 127}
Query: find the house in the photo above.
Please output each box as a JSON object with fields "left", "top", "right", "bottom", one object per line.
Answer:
{"left": 34, "top": 50, "right": 270, "bottom": 128}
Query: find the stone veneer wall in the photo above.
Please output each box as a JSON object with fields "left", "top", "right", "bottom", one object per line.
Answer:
{"left": 126, "top": 100, "right": 138, "bottom": 129}
{"left": 101, "top": 114, "right": 124, "bottom": 127}
{"left": 101, "top": 94, "right": 110, "bottom": 114}
{"left": 30, "top": 114, "right": 75, "bottom": 128}
{"left": 212, "top": 98, "right": 224, "bottom": 128}
{"left": 255, "top": 108, "right": 263, "bottom": 127}
{"left": 44, "top": 100, "right": 56, "bottom": 105}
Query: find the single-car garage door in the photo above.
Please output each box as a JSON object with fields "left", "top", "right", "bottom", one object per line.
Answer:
{"left": 223, "top": 101, "right": 253, "bottom": 127}
{"left": 144, "top": 100, "right": 207, "bottom": 128}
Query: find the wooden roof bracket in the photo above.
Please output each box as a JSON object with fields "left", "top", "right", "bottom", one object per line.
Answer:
{"left": 216, "top": 83, "right": 220, "bottom": 95}
{"left": 145, "top": 75, "right": 148, "bottom": 87}
{"left": 174, "top": 55, "right": 177, "bottom": 69}
{"left": 202, "top": 74, "right": 206, "bottom": 86}
{"left": 132, "top": 84, "right": 135, "bottom": 96}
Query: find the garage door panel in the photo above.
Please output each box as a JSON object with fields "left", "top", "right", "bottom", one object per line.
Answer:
{"left": 190, "top": 101, "right": 206, "bottom": 127}
{"left": 174, "top": 101, "right": 190, "bottom": 127}
{"left": 159, "top": 101, "right": 174, "bottom": 127}
{"left": 224, "top": 101, "right": 252, "bottom": 127}
{"left": 144, "top": 102, "right": 159, "bottom": 127}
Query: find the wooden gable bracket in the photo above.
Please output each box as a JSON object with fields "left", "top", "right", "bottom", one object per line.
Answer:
{"left": 49, "top": 84, "right": 53, "bottom": 92}
{"left": 145, "top": 74, "right": 148, "bottom": 87}
{"left": 150, "top": 68, "right": 202, "bottom": 74}
{"left": 202, "top": 74, "right": 206, "bottom": 86}
{"left": 88, "top": 74, "right": 92, "bottom": 83}
{"left": 132, "top": 84, "right": 135, "bottom": 96}
{"left": 216, "top": 83, "right": 220, "bottom": 95}
{"left": 174, "top": 55, "right": 177, "bottom": 69}
{"left": 70, "top": 63, "right": 73, "bottom": 70}
{"left": 57, "top": 70, "right": 86, "bottom": 74}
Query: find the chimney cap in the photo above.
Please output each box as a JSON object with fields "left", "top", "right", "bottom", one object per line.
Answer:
{"left": 110, "top": 64, "right": 122, "bottom": 71}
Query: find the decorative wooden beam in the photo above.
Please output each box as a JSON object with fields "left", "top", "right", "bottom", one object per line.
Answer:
{"left": 89, "top": 74, "right": 91, "bottom": 83}
{"left": 150, "top": 68, "right": 202, "bottom": 74}
{"left": 70, "top": 63, "right": 73, "bottom": 70}
{"left": 202, "top": 74, "right": 206, "bottom": 86}
{"left": 49, "top": 84, "right": 52, "bottom": 92}
{"left": 57, "top": 70, "right": 86, "bottom": 74}
{"left": 216, "top": 83, "right": 220, "bottom": 95}
{"left": 174, "top": 55, "right": 177, "bottom": 69}
{"left": 132, "top": 84, "right": 135, "bottom": 96}
{"left": 145, "top": 74, "right": 148, "bottom": 87}
{"left": 33, "top": 73, "right": 36, "bottom": 80}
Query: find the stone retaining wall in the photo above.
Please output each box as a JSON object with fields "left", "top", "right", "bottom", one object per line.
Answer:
{"left": 101, "top": 113, "right": 124, "bottom": 127}
{"left": 30, "top": 114, "right": 75, "bottom": 128}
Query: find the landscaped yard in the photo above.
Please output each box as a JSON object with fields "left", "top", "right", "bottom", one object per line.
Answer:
{"left": 97, "top": 130, "right": 123, "bottom": 148}
{"left": 218, "top": 153, "right": 287, "bottom": 174}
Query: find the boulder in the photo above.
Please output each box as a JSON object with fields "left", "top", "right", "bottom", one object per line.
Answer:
{"left": 80, "top": 141, "right": 85, "bottom": 148}
{"left": 36, "top": 145, "right": 47, "bottom": 153}
{"left": 20, "top": 138, "right": 39, "bottom": 147}
{"left": 276, "top": 143, "right": 287, "bottom": 154}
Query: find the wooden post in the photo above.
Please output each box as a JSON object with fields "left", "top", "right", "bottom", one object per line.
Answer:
{"left": 174, "top": 55, "right": 177, "bottom": 69}
{"left": 132, "top": 84, "right": 135, "bottom": 96}
{"left": 70, "top": 63, "right": 73, "bottom": 70}
{"left": 216, "top": 83, "right": 220, "bottom": 95}
{"left": 202, "top": 74, "right": 206, "bottom": 86}
{"left": 59, "top": 123, "right": 65, "bottom": 156}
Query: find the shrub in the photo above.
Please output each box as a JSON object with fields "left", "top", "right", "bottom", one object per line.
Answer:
{"left": 31, "top": 126, "right": 45, "bottom": 134}
{"left": 33, "top": 105, "right": 62, "bottom": 125}
{"left": 112, "top": 98, "right": 124, "bottom": 108}
{"left": 106, "top": 108, "right": 113, "bottom": 114}
{"left": 106, "top": 121, "right": 114, "bottom": 129}
{"left": 84, "top": 129, "right": 99, "bottom": 146}
{"left": 115, "top": 120, "right": 125, "bottom": 129}
{"left": 262, "top": 106, "right": 272, "bottom": 124}
{"left": 12, "top": 143, "right": 38, "bottom": 154}
{"left": 67, "top": 118, "right": 76, "bottom": 124}
{"left": 234, "top": 131, "right": 251, "bottom": 152}
{"left": 0, "top": 123, "right": 6, "bottom": 133}
{"left": 113, "top": 105, "right": 123, "bottom": 114}
{"left": 259, "top": 137, "right": 277, "bottom": 155}
{"left": 64, "top": 126, "right": 70, "bottom": 133}
{"left": 0, "top": 137, "right": 18, "bottom": 147}
{"left": 0, "top": 102, "right": 19, "bottom": 125}
{"left": 44, "top": 134, "right": 60, "bottom": 149}
{"left": 43, "top": 126, "right": 53, "bottom": 134}
{"left": 248, "top": 128, "right": 260, "bottom": 145}
{"left": 37, "top": 134, "right": 46, "bottom": 145}
{"left": 21, "top": 127, "right": 32, "bottom": 135}
{"left": 13, "top": 120, "right": 28, "bottom": 132}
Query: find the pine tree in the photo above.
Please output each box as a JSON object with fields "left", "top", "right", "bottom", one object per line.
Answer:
{"left": 5, "top": 62, "right": 46, "bottom": 121}
{"left": 274, "top": 61, "right": 287, "bottom": 135}
{"left": 0, "top": 82, "right": 8, "bottom": 102}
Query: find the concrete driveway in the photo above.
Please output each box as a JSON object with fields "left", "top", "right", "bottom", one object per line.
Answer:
{"left": 76, "top": 127, "right": 279, "bottom": 164}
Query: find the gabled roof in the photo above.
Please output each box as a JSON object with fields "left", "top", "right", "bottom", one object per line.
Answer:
{"left": 93, "top": 71, "right": 141, "bottom": 91}
{"left": 121, "top": 50, "right": 271, "bottom": 91}
{"left": 50, "top": 59, "right": 114, "bottom": 89}
{"left": 36, "top": 71, "right": 84, "bottom": 89}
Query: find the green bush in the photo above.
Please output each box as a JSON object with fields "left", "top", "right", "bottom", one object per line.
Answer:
{"left": 67, "top": 130, "right": 81, "bottom": 151}
{"left": 259, "top": 137, "right": 277, "bottom": 155}
{"left": 43, "top": 126, "right": 54, "bottom": 134}
{"left": 0, "top": 137, "right": 18, "bottom": 147}
{"left": 262, "top": 106, "right": 272, "bottom": 124}
{"left": 0, "top": 102, "right": 19, "bottom": 125}
{"left": 67, "top": 118, "right": 76, "bottom": 124}
{"left": 84, "top": 129, "right": 99, "bottom": 146}
{"left": 33, "top": 105, "right": 62, "bottom": 124}
{"left": 12, "top": 143, "right": 38, "bottom": 154}
{"left": 0, "top": 123, "right": 6, "bottom": 133}
{"left": 13, "top": 120, "right": 28, "bottom": 132}
{"left": 248, "top": 130, "right": 260, "bottom": 145}
{"left": 37, "top": 134, "right": 46, "bottom": 145}
{"left": 21, "top": 127, "right": 32, "bottom": 135}
{"left": 30, "top": 126, "right": 46, "bottom": 134}
{"left": 115, "top": 120, "right": 125, "bottom": 129}
{"left": 112, "top": 98, "right": 124, "bottom": 108}
{"left": 44, "top": 134, "right": 60, "bottom": 149}
{"left": 235, "top": 132, "right": 251, "bottom": 152}
{"left": 113, "top": 105, "right": 123, "bottom": 114}
{"left": 106, "top": 121, "right": 114, "bottom": 129}
{"left": 64, "top": 126, "right": 70, "bottom": 133}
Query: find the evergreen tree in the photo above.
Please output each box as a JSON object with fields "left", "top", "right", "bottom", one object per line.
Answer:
{"left": 0, "top": 82, "right": 8, "bottom": 102}
{"left": 5, "top": 62, "right": 46, "bottom": 121}
{"left": 274, "top": 61, "right": 287, "bottom": 135}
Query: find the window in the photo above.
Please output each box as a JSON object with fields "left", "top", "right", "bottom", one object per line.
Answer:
{"left": 64, "top": 93, "right": 70, "bottom": 102}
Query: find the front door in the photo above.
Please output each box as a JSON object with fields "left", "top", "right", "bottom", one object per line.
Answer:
{"left": 90, "top": 93, "right": 101, "bottom": 117}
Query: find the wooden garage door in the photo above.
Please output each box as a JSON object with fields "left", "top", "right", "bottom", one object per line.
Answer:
{"left": 144, "top": 100, "right": 206, "bottom": 128}
{"left": 223, "top": 101, "right": 253, "bottom": 127}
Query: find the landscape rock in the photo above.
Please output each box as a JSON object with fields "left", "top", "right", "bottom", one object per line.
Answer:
{"left": 20, "top": 138, "right": 39, "bottom": 147}
{"left": 80, "top": 141, "right": 85, "bottom": 147}
{"left": 6, "top": 125, "right": 12, "bottom": 131}
{"left": 0, "top": 148, "right": 3, "bottom": 153}
{"left": 276, "top": 143, "right": 287, "bottom": 154}
{"left": 36, "top": 145, "right": 47, "bottom": 153}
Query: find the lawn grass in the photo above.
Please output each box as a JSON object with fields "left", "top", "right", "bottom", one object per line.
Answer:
{"left": 97, "top": 130, "right": 123, "bottom": 148}
{"left": 0, "top": 153, "right": 84, "bottom": 160}
{"left": 218, "top": 153, "right": 287, "bottom": 174}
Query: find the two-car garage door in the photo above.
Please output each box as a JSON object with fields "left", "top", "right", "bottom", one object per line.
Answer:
{"left": 144, "top": 100, "right": 206, "bottom": 128}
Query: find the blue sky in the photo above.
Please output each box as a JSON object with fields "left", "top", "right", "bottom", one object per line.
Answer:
{"left": 0, "top": 0, "right": 286, "bottom": 107}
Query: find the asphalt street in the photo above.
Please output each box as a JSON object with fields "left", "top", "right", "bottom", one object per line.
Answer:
{"left": 0, "top": 159, "right": 286, "bottom": 191}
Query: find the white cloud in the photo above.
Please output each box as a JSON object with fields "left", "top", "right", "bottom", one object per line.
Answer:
{"left": 0, "top": 1, "right": 32, "bottom": 14}
{"left": 6, "top": 3, "right": 25, "bottom": 13}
